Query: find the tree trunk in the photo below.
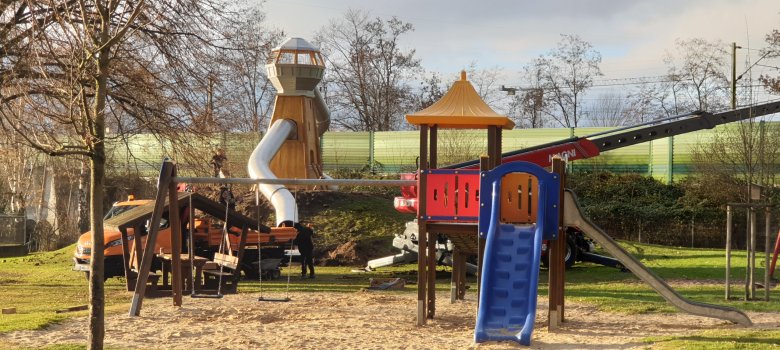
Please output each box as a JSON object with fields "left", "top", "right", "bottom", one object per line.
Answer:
{"left": 88, "top": 19, "right": 112, "bottom": 350}
{"left": 78, "top": 158, "right": 90, "bottom": 233}
{"left": 87, "top": 151, "right": 105, "bottom": 350}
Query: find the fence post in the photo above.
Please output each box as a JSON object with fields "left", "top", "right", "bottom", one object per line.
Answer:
{"left": 725, "top": 205, "right": 732, "bottom": 300}
{"left": 667, "top": 136, "right": 674, "bottom": 184}
{"left": 764, "top": 206, "right": 771, "bottom": 302}
{"left": 368, "top": 131, "right": 375, "bottom": 173}
{"left": 567, "top": 128, "right": 575, "bottom": 173}
{"left": 648, "top": 140, "right": 653, "bottom": 177}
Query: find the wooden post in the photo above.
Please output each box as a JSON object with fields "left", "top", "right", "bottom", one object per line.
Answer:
{"left": 130, "top": 159, "right": 174, "bottom": 316}
{"left": 231, "top": 225, "right": 250, "bottom": 292}
{"left": 426, "top": 125, "right": 438, "bottom": 319}
{"left": 430, "top": 125, "right": 438, "bottom": 170}
{"left": 749, "top": 207, "right": 757, "bottom": 300}
{"left": 168, "top": 165, "right": 183, "bottom": 307}
{"left": 416, "top": 125, "right": 429, "bottom": 326}
{"left": 476, "top": 156, "right": 490, "bottom": 304}
{"left": 188, "top": 202, "right": 195, "bottom": 293}
{"left": 495, "top": 127, "right": 502, "bottom": 166}
{"left": 427, "top": 229, "right": 437, "bottom": 318}
{"left": 764, "top": 207, "right": 771, "bottom": 302}
{"left": 451, "top": 250, "right": 460, "bottom": 303}
{"left": 725, "top": 205, "right": 732, "bottom": 300}
{"left": 487, "top": 127, "right": 497, "bottom": 168}
{"left": 119, "top": 227, "right": 133, "bottom": 291}
{"left": 133, "top": 224, "right": 144, "bottom": 272}
{"left": 548, "top": 157, "right": 566, "bottom": 330}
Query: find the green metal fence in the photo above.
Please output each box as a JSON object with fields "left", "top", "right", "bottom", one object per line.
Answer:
{"left": 105, "top": 123, "right": 771, "bottom": 183}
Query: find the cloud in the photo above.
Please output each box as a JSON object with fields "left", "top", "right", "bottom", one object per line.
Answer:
{"left": 260, "top": 0, "right": 779, "bottom": 80}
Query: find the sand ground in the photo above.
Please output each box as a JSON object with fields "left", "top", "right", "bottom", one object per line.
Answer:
{"left": 3, "top": 290, "right": 778, "bottom": 349}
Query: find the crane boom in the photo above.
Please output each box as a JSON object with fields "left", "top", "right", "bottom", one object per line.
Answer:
{"left": 444, "top": 100, "right": 780, "bottom": 169}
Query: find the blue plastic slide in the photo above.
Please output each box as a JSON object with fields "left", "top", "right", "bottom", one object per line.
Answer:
{"left": 474, "top": 223, "right": 543, "bottom": 345}
{"left": 474, "top": 162, "right": 559, "bottom": 346}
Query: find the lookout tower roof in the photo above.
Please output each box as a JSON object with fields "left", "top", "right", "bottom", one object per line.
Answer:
{"left": 406, "top": 71, "right": 514, "bottom": 130}
{"left": 273, "top": 37, "right": 319, "bottom": 52}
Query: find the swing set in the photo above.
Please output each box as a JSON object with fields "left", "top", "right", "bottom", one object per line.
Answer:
{"left": 128, "top": 159, "right": 413, "bottom": 316}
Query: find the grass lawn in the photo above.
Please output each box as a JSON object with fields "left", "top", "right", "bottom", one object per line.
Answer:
{"left": 0, "top": 241, "right": 778, "bottom": 349}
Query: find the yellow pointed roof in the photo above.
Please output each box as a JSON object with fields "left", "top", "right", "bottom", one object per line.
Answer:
{"left": 406, "top": 71, "right": 514, "bottom": 129}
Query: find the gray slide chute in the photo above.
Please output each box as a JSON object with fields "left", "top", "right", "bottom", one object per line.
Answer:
{"left": 563, "top": 190, "right": 751, "bottom": 326}
{"left": 247, "top": 119, "right": 298, "bottom": 226}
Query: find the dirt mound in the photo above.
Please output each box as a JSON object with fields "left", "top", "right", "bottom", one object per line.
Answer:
{"left": 321, "top": 237, "right": 395, "bottom": 266}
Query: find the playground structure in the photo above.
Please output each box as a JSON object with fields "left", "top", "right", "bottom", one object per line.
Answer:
{"left": 119, "top": 36, "right": 780, "bottom": 345}
{"left": 404, "top": 71, "right": 760, "bottom": 345}
{"left": 377, "top": 100, "right": 780, "bottom": 274}
{"left": 249, "top": 37, "right": 332, "bottom": 227}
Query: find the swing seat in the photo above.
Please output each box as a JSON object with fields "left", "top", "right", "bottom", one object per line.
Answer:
{"left": 212, "top": 253, "right": 239, "bottom": 270}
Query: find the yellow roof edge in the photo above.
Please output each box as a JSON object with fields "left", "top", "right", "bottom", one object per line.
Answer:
{"left": 406, "top": 115, "right": 515, "bottom": 130}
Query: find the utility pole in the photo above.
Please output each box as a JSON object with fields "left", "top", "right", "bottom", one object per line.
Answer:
{"left": 731, "top": 42, "right": 742, "bottom": 109}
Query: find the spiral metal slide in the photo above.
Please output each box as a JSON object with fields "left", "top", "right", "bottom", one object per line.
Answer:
{"left": 562, "top": 189, "right": 752, "bottom": 326}
{"left": 247, "top": 119, "right": 299, "bottom": 226}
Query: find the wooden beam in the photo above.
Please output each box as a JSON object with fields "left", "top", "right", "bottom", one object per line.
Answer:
{"left": 450, "top": 249, "right": 459, "bottom": 303}
{"left": 168, "top": 163, "right": 183, "bottom": 307}
{"left": 130, "top": 159, "right": 174, "bottom": 317}
{"left": 188, "top": 202, "right": 196, "bottom": 294}
{"left": 132, "top": 224, "right": 144, "bottom": 275}
{"left": 430, "top": 125, "right": 438, "bottom": 169}
{"left": 487, "top": 127, "right": 496, "bottom": 169}
{"left": 119, "top": 227, "right": 133, "bottom": 291}
{"left": 458, "top": 251, "right": 467, "bottom": 300}
{"left": 417, "top": 125, "right": 429, "bottom": 326}
{"left": 495, "top": 127, "right": 503, "bottom": 166}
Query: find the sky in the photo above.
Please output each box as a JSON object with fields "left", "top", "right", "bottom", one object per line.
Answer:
{"left": 259, "top": 0, "right": 780, "bottom": 99}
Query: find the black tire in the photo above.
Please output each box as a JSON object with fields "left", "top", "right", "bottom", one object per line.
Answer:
{"left": 564, "top": 239, "right": 578, "bottom": 268}
{"left": 242, "top": 263, "right": 259, "bottom": 280}
{"left": 542, "top": 239, "right": 578, "bottom": 269}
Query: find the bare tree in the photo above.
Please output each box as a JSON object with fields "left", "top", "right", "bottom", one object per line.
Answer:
{"left": 759, "top": 28, "right": 780, "bottom": 94}
{"left": 410, "top": 72, "right": 446, "bottom": 112}
{"left": 664, "top": 38, "right": 729, "bottom": 112}
{"left": 506, "top": 63, "right": 546, "bottom": 128}
{"left": 691, "top": 121, "right": 780, "bottom": 202}
{"left": 316, "top": 10, "right": 421, "bottom": 131}
{"left": 0, "top": 1, "right": 247, "bottom": 348}
{"left": 586, "top": 92, "right": 631, "bottom": 127}
{"left": 531, "top": 34, "right": 603, "bottom": 128}
{"left": 465, "top": 62, "right": 509, "bottom": 106}
{"left": 213, "top": 9, "right": 284, "bottom": 132}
